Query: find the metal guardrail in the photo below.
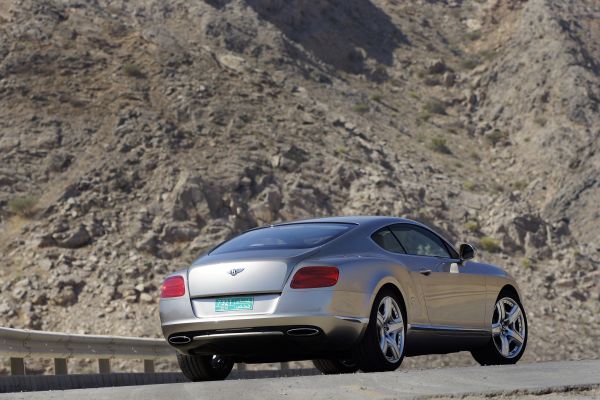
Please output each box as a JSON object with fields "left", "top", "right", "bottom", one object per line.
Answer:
{"left": 0, "top": 327, "right": 298, "bottom": 378}
{"left": 0, "top": 327, "right": 173, "bottom": 375}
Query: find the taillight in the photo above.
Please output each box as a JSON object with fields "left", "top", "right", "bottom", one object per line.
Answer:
{"left": 161, "top": 276, "right": 186, "bottom": 298}
{"left": 290, "top": 266, "right": 339, "bottom": 289}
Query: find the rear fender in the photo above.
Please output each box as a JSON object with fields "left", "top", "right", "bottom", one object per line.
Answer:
{"left": 323, "top": 257, "right": 418, "bottom": 325}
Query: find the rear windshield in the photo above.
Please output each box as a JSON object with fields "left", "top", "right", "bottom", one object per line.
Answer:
{"left": 210, "top": 223, "right": 354, "bottom": 255}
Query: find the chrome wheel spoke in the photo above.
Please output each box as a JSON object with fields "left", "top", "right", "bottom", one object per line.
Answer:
{"left": 382, "top": 297, "right": 393, "bottom": 322}
{"left": 387, "top": 320, "right": 404, "bottom": 334}
{"left": 500, "top": 335, "right": 510, "bottom": 357}
{"left": 496, "top": 302, "right": 505, "bottom": 321}
{"left": 377, "top": 313, "right": 385, "bottom": 328}
{"left": 386, "top": 336, "right": 401, "bottom": 359}
{"left": 505, "top": 306, "right": 521, "bottom": 325}
{"left": 507, "top": 329, "right": 524, "bottom": 345}
{"left": 380, "top": 333, "right": 388, "bottom": 353}
{"left": 491, "top": 323, "right": 502, "bottom": 336}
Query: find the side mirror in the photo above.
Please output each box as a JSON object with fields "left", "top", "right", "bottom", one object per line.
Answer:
{"left": 459, "top": 243, "right": 476, "bottom": 261}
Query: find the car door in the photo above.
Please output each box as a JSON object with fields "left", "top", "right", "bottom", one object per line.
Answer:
{"left": 389, "top": 224, "right": 487, "bottom": 331}
{"left": 371, "top": 227, "right": 432, "bottom": 328}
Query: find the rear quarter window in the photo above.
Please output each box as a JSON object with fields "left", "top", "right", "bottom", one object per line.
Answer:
{"left": 371, "top": 228, "right": 406, "bottom": 254}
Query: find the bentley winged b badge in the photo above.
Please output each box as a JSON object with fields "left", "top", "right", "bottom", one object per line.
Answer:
{"left": 228, "top": 268, "right": 245, "bottom": 276}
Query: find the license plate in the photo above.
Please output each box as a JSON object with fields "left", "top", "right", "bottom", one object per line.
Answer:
{"left": 215, "top": 297, "right": 254, "bottom": 312}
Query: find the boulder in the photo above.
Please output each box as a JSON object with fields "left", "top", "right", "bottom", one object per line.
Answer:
{"left": 56, "top": 225, "right": 92, "bottom": 249}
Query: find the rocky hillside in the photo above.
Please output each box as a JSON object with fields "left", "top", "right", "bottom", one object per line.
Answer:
{"left": 0, "top": 0, "right": 598, "bottom": 371}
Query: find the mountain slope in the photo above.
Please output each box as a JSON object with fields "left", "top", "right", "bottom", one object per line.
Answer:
{"left": 0, "top": 0, "right": 598, "bottom": 371}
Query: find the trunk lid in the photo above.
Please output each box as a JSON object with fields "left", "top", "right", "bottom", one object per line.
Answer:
{"left": 187, "top": 248, "right": 317, "bottom": 297}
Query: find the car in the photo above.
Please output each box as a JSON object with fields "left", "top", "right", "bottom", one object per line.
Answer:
{"left": 159, "top": 216, "right": 527, "bottom": 381}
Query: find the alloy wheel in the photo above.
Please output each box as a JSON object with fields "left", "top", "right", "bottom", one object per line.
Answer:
{"left": 492, "top": 297, "right": 526, "bottom": 359}
{"left": 376, "top": 296, "right": 405, "bottom": 363}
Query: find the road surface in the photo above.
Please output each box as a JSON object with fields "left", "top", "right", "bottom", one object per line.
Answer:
{"left": 3, "top": 360, "right": 599, "bottom": 399}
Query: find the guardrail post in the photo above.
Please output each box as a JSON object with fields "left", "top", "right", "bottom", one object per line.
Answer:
{"left": 54, "top": 358, "right": 68, "bottom": 375}
{"left": 143, "top": 359, "right": 155, "bottom": 373}
{"left": 98, "top": 359, "right": 111, "bottom": 374}
{"left": 10, "top": 357, "right": 25, "bottom": 375}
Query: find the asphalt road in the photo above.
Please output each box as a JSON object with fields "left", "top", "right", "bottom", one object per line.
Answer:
{"left": 3, "top": 360, "right": 600, "bottom": 400}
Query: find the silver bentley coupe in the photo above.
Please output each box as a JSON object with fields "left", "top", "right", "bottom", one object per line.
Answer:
{"left": 159, "top": 216, "right": 527, "bottom": 381}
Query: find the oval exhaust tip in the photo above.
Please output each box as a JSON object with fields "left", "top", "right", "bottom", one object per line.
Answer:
{"left": 286, "top": 328, "right": 320, "bottom": 337}
{"left": 169, "top": 336, "right": 191, "bottom": 345}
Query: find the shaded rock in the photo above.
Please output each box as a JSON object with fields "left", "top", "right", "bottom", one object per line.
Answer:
{"left": 53, "top": 286, "right": 78, "bottom": 306}
{"left": 216, "top": 54, "right": 248, "bottom": 73}
{"left": 442, "top": 71, "right": 456, "bottom": 87}
{"left": 35, "top": 234, "right": 58, "bottom": 248}
{"left": 169, "top": 172, "right": 215, "bottom": 223}
{"left": 56, "top": 225, "right": 92, "bottom": 249}
{"left": 136, "top": 231, "right": 159, "bottom": 254}
{"left": 426, "top": 59, "right": 448, "bottom": 74}
{"left": 162, "top": 223, "right": 200, "bottom": 243}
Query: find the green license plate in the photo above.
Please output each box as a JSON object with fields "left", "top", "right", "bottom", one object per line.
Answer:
{"left": 215, "top": 297, "right": 254, "bottom": 312}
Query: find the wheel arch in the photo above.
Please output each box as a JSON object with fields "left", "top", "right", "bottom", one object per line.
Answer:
{"left": 369, "top": 277, "right": 409, "bottom": 322}
{"left": 378, "top": 282, "right": 407, "bottom": 320}
{"left": 498, "top": 284, "right": 521, "bottom": 303}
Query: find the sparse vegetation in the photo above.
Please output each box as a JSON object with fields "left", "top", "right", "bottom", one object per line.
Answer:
{"left": 8, "top": 195, "right": 38, "bottom": 218}
{"left": 465, "top": 221, "right": 479, "bottom": 232}
{"left": 465, "top": 30, "right": 482, "bottom": 41}
{"left": 371, "top": 94, "right": 383, "bottom": 102}
{"left": 446, "top": 120, "right": 466, "bottom": 135}
{"left": 463, "top": 180, "right": 477, "bottom": 191}
{"left": 423, "top": 77, "right": 441, "bottom": 86}
{"left": 534, "top": 116, "right": 547, "bottom": 127}
{"left": 486, "top": 129, "right": 508, "bottom": 145}
{"left": 479, "top": 236, "right": 501, "bottom": 253}
{"left": 423, "top": 98, "right": 446, "bottom": 115}
{"left": 479, "top": 49, "right": 497, "bottom": 61}
{"left": 491, "top": 183, "right": 505, "bottom": 193}
{"left": 429, "top": 137, "right": 452, "bottom": 154}
{"left": 521, "top": 258, "right": 533, "bottom": 269}
{"left": 335, "top": 146, "right": 348, "bottom": 155}
{"left": 470, "top": 151, "right": 481, "bottom": 161}
{"left": 513, "top": 180, "right": 528, "bottom": 191}
{"left": 460, "top": 56, "right": 480, "bottom": 70}
{"left": 353, "top": 103, "right": 370, "bottom": 114}
{"left": 417, "top": 111, "right": 432, "bottom": 122}
{"left": 123, "top": 63, "right": 145, "bottom": 78}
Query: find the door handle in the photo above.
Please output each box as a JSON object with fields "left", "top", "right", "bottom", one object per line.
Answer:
{"left": 419, "top": 269, "right": 432, "bottom": 276}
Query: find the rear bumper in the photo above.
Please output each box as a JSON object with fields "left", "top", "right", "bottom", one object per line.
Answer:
{"left": 160, "top": 289, "right": 371, "bottom": 361}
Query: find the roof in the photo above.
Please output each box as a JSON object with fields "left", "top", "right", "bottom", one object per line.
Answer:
{"left": 275, "top": 215, "right": 418, "bottom": 226}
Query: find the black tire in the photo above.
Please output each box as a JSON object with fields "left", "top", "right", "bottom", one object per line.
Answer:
{"left": 471, "top": 290, "right": 528, "bottom": 366}
{"left": 354, "top": 287, "right": 406, "bottom": 372}
{"left": 312, "top": 359, "right": 359, "bottom": 375}
{"left": 176, "top": 353, "right": 234, "bottom": 381}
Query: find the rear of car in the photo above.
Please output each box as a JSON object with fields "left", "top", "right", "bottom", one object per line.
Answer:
{"left": 159, "top": 222, "right": 369, "bottom": 363}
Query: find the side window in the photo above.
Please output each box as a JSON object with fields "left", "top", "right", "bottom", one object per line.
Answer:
{"left": 371, "top": 228, "right": 406, "bottom": 254}
{"left": 390, "top": 224, "right": 450, "bottom": 258}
